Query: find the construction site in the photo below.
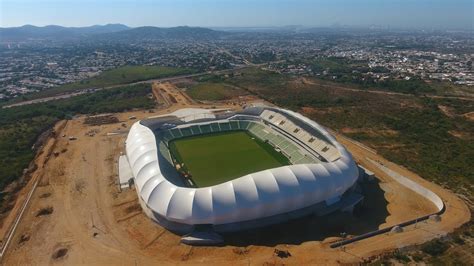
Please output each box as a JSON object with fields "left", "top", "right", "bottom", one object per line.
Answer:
{"left": 0, "top": 82, "right": 470, "bottom": 265}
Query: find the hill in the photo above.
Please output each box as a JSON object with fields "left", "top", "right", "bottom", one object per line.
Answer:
{"left": 98, "top": 26, "right": 229, "bottom": 41}
{"left": 0, "top": 24, "right": 130, "bottom": 41}
{"left": 0, "top": 25, "right": 230, "bottom": 42}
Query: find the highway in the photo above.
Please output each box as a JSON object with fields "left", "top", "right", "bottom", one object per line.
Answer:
{"left": 1, "top": 66, "right": 247, "bottom": 109}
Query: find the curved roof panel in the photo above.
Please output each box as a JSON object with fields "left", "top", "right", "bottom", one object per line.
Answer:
{"left": 125, "top": 107, "right": 359, "bottom": 225}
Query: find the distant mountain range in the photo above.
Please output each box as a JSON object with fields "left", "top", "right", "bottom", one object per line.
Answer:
{"left": 0, "top": 24, "right": 130, "bottom": 41}
{"left": 1, "top": 24, "right": 457, "bottom": 42}
{"left": 0, "top": 24, "right": 230, "bottom": 42}
{"left": 98, "top": 26, "right": 229, "bottom": 41}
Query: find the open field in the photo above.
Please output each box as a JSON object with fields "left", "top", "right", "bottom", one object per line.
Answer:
{"left": 279, "top": 57, "right": 474, "bottom": 97}
{"left": 169, "top": 131, "right": 289, "bottom": 187}
{"left": 3, "top": 66, "right": 194, "bottom": 103}
{"left": 56, "top": 65, "right": 193, "bottom": 91}
{"left": 186, "top": 82, "right": 248, "bottom": 101}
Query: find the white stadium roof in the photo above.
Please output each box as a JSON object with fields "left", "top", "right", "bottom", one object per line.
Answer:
{"left": 124, "top": 107, "right": 359, "bottom": 228}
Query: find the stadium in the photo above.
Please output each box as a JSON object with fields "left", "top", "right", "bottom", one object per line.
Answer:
{"left": 119, "top": 106, "right": 363, "bottom": 239}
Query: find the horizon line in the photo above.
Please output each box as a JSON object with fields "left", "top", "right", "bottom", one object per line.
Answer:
{"left": 1, "top": 23, "right": 473, "bottom": 31}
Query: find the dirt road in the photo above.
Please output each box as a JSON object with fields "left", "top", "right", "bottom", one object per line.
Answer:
{"left": 331, "top": 133, "right": 470, "bottom": 259}
{"left": 302, "top": 78, "right": 474, "bottom": 102}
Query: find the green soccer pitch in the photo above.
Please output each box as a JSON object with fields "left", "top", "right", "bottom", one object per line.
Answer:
{"left": 169, "top": 131, "right": 290, "bottom": 187}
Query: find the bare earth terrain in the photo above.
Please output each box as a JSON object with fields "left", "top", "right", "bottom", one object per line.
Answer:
{"left": 1, "top": 82, "right": 470, "bottom": 265}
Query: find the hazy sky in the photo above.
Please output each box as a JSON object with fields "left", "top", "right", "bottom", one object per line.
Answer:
{"left": 1, "top": 0, "right": 473, "bottom": 29}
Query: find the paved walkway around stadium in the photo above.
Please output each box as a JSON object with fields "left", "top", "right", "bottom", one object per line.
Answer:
{"left": 331, "top": 132, "right": 471, "bottom": 260}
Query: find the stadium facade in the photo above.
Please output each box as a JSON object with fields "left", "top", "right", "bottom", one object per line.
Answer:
{"left": 119, "top": 107, "right": 362, "bottom": 234}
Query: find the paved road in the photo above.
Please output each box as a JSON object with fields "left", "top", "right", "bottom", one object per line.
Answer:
{"left": 1, "top": 67, "right": 247, "bottom": 109}
{"left": 3, "top": 62, "right": 472, "bottom": 109}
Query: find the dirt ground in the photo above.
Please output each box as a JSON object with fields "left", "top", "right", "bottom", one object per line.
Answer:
{"left": 0, "top": 120, "right": 67, "bottom": 247}
{"left": 0, "top": 83, "right": 470, "bottom": 265}
{"left": 153, "top": 81, "right": 196, "bottom": 107}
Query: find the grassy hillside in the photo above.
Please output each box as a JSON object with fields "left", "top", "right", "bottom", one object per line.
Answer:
{"left": 186, "top": 82, "right": 247, "bottom": 101}
{"left": 64, "top": 65, "right": 194, "bottom": 89}
{"left": 6, "top": 65, "right": 194, "bottom": 102}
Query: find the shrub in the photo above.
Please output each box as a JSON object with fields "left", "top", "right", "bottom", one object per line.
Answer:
{"left": 421, "top": 239, "right": 449, "bottom": 256}
{"left": 393, "top": 251, "right": 411, "bottom": 263}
